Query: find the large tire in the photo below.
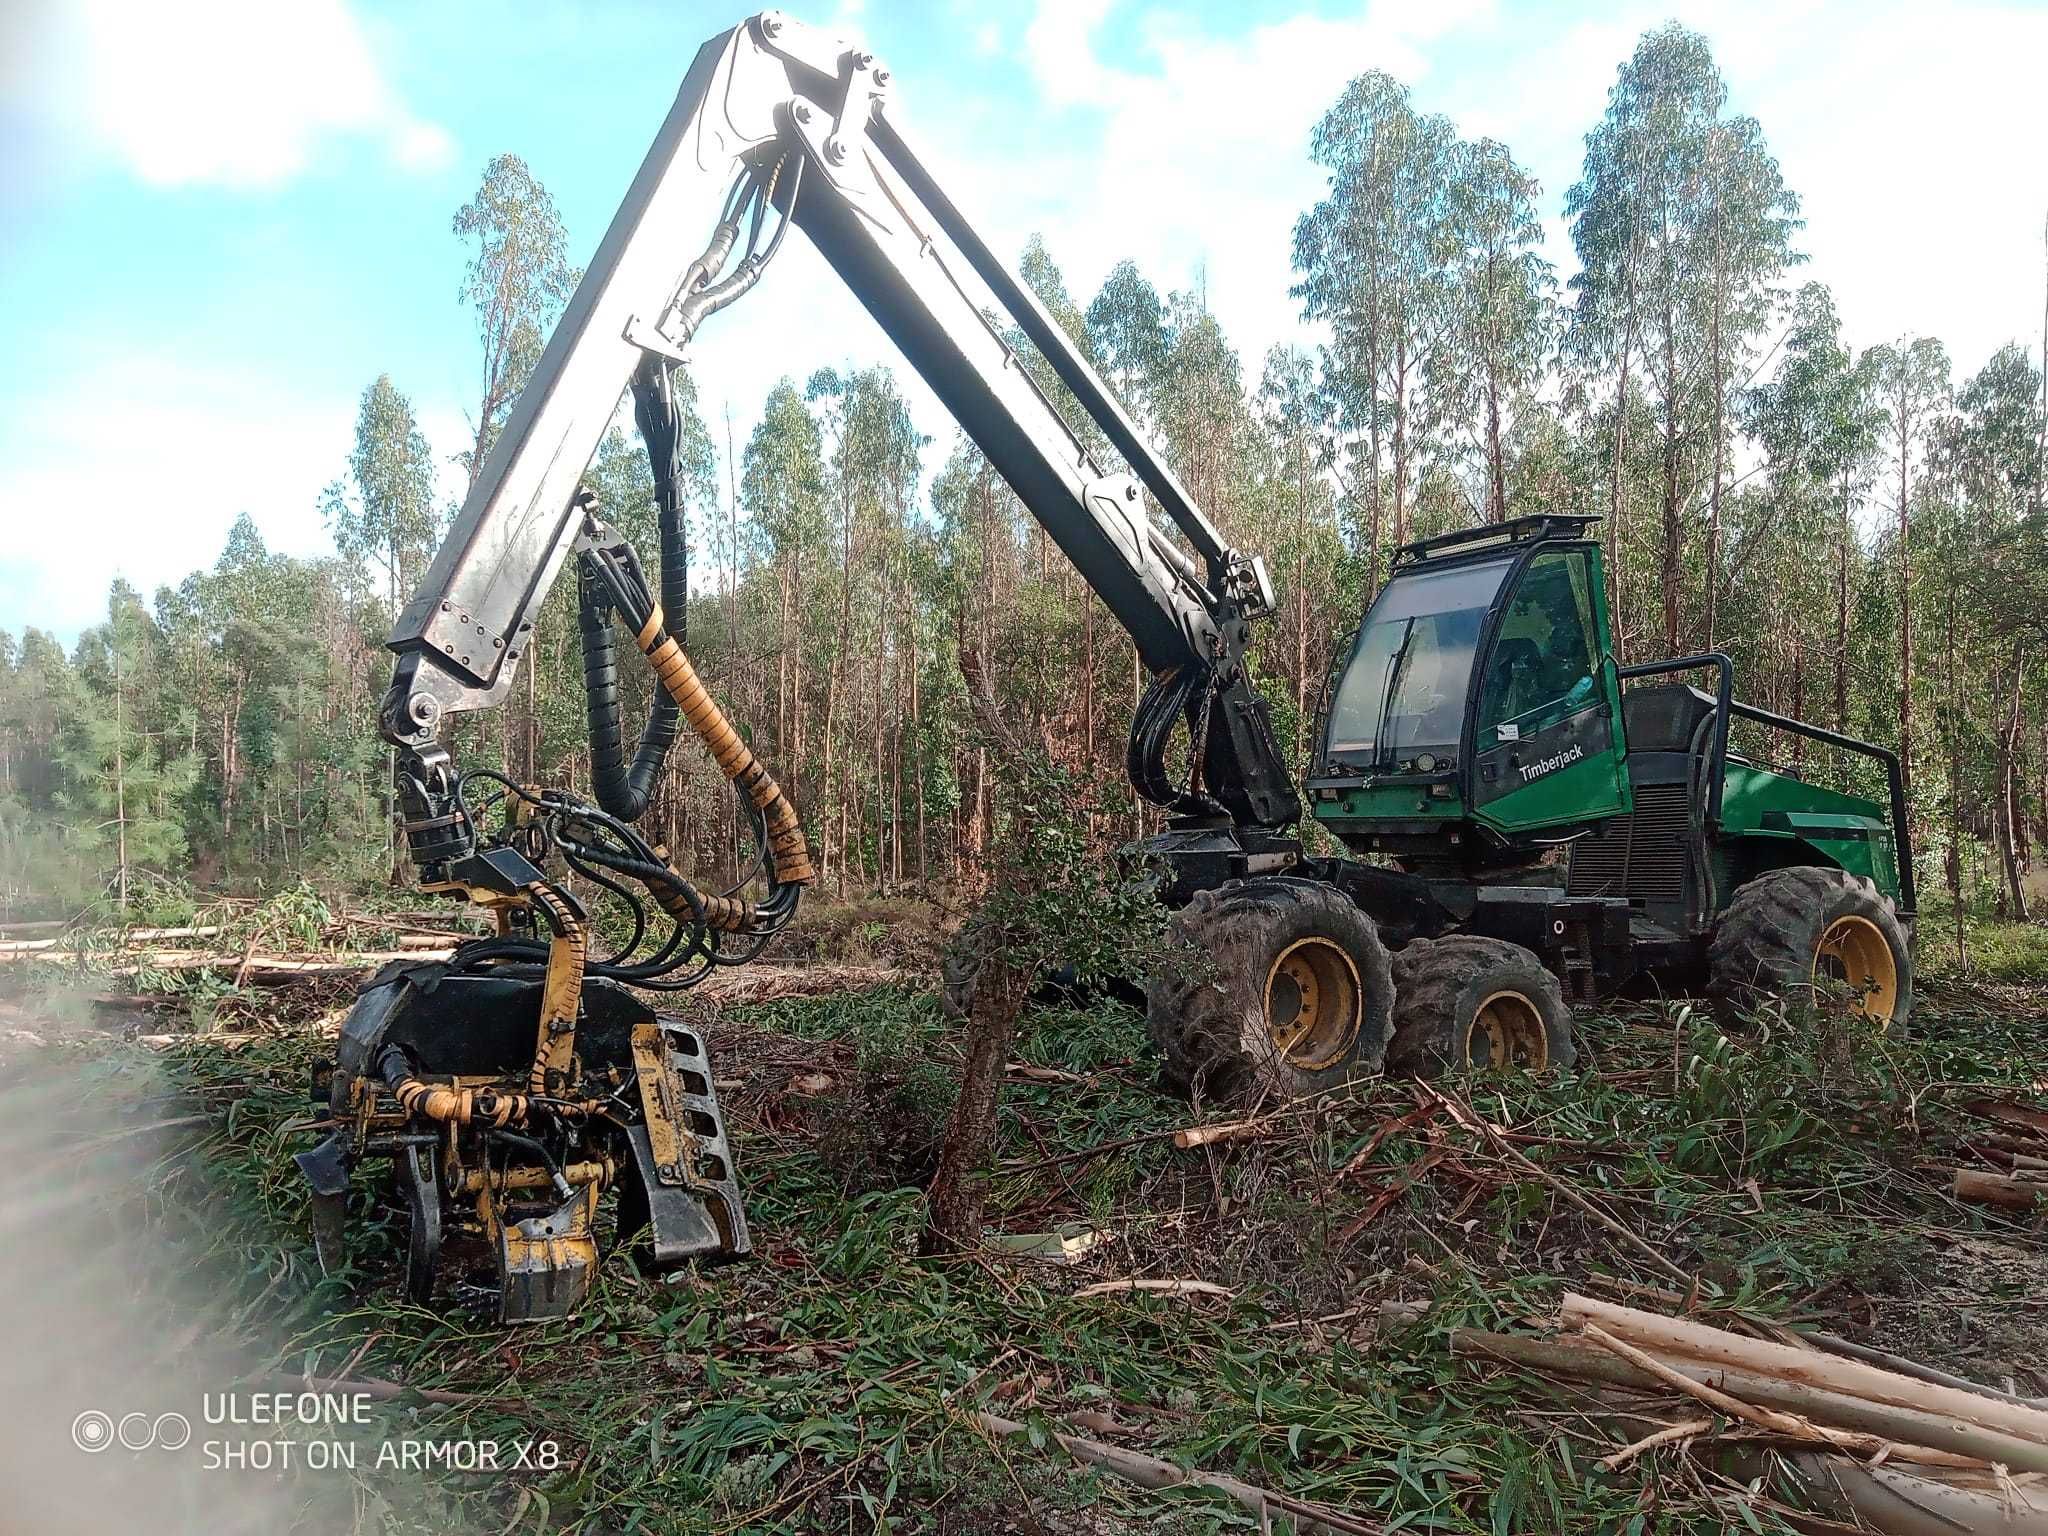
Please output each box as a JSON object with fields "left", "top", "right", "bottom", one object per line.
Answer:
{"left": 1386, "top": 936, "right": 1576, "bottom": 1077}
{"left": 1147, "top": 877, "right": 1394, "bottom": 1103}
{"left": 1707, "top": 866, "right": 1913, "bottom": 1027}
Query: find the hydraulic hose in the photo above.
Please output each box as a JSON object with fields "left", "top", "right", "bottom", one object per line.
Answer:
{"left": 636, "top": 605, "right": 814, "bottom": 897}
{"left": 579, "top": 362, "right": 692, "bottom": 823}
{"left": 378, "top": 1045, "right": 533, "bottom": 1128}
{"left": 579, "top": 549, "right": 682, "bottom": 821}
{"left": 527, "top": 882, "right": 588, "bottom": 1099}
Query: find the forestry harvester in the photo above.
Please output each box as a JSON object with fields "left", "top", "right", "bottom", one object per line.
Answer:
{"left": 297, "top": 11, "right": 1916, "bottom": 1320}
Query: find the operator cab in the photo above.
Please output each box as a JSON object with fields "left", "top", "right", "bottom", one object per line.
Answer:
{"left": 1309, "top": 515, "right": 1630, "bottom": 873}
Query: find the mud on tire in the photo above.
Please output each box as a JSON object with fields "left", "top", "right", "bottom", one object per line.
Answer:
{"left": 1146, "top": 877, "right": 1394, "bottom": 1103}
{"left": 1707, "top": 866, "right": 1913, "bottom": 1027}
{"left": 1386, "top": 936, "right": 1575, "bottom": 1077}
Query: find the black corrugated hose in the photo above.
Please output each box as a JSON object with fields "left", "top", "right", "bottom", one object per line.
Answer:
{"left": 578, "top": 357, "right": 690, "bottom": 822}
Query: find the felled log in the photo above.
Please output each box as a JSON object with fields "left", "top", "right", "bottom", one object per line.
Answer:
{"left": 1782, "top": 1452, "right": 2048, "bottom": 1536}
{"left": 1560, "top": 1293, "right": 2048, "bottom": 1448}
{"left": 973, "top": 1410, "right": 1380, "bottom": 1536}
{"left": 1579, "top": 1322, "right": 1995, "bottom": 1472}
{"left": 1451, "top": 1330, "right": 2048, "bottom": 1474}
{"left": 1954, "top": 1167, "right": 2048, "bottom": 1211}
{"left": 0, "top": 948, "right": 452, "bottom": 979}
{"left": 1801, "top": 1329, "right": 2048, "bottom": 1409}
{"left": 0, "top": 924, "right": 224, "bottom": 954}
{"left": 0, "top": 919, "right": 70, "bottom": 936}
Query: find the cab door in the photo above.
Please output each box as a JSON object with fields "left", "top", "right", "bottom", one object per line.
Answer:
{"left": 1469, "top": 548, "right": 1631, "bottom": 837}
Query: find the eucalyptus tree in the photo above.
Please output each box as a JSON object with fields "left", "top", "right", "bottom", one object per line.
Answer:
{"left": 805, "top": 365, "right": 923, "bottom": 888}
{"left": 1153, "top": 292, "right": 1253, "bottom": 527}
{"left": 1955, "top": 344, "right": 2046, "bottom": 523}
{"left": 1696, "top": 113, "right": 1802, "bottom": 643}
{"left": 1257, "top": 344, "right": 1341, "bottom": 750}
{"left": 1741, "top": 283, "right": 1881, "bottom": 730}
{"left": 323, "top": 374, "right": 440, "bottom": 623}
{"left": 64, "top": 582, "right": 194, "bottom": 909}
{"left": 742, "top": 379, "right": 830, "bottom": 805}
{"left": 1866, "top": 334, "right": 1950, "bottom": 797}
{"left": 1437, "top": 135, "right": 1555, "bottom": 522}
{"left": 1567, "top": 25, "right": 1798, "bottom": 654}
{"left": 453, "top": 154, "right": 579, "bottom": 485}
{"left": 1294, "top": 72, "right": 1459, "bottom": 556}
{"left": 1953, "top": 344, "right": 2046, "bottom": 916}
{"left": 1085, "top": 259, "right": 1170, "bottom": 429}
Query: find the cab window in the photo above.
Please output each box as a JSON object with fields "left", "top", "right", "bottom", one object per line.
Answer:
{"left": 1478, "top": 551, "right": 1597, "bottom": 732}
{"left": 1323, "top": 558, "right": 1508, "bottom": 772}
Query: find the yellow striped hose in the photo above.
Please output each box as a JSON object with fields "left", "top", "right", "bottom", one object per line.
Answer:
{"left": 634, "top": 604, "right": 815, "bottom": 911}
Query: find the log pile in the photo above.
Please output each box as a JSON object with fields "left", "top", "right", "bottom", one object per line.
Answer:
{"left": 0, "top": 907, "right": 481, "bottom": 984}
{"left": 1, "top": 913, "right": 910, "bottom": 1007}
{"left": 0, "top": 942, "right": 455, "bottom": 982}
{"left": 1954, "top": 1099, "right": 2048, "bottom": 1212}
{"left": 1456, "top": 1292, "right": 2048, "bottom": 1534}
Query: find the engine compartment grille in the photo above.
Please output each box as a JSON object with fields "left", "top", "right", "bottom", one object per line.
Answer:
{"left": 1566, "top": 781, "right": 1693, "bottom": 906}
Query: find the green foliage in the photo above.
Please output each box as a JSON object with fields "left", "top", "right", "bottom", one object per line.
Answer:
{"left": 50, "top": 950, "right": 2043, "bottom": 1533}
{"left": 4, "top": 20, "right": 2046, "bottom": 932}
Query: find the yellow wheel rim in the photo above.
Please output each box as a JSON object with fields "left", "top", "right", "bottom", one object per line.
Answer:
{"left": 1264, "top": 938, "right": 1362, "bottom": 1069}
{"left": 1466, "top": 990, "right": 1550, "bottom": 1072}
{"left": 1813, "top": 914, "right": 1899, "bottom": 1022}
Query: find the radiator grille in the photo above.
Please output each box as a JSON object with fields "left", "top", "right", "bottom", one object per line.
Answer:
{"left": 1567, "top": 781, "right": 1692, "bottom": 905}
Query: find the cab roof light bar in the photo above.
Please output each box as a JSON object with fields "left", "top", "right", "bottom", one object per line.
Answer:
{"left": 1394, "top": 514, "right": 1603, "bottom": 568}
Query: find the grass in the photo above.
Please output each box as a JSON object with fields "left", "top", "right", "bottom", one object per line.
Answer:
{"left": 1930, "top": 903, "right": 2048, "bottom": 982}
{"left": 5, "top": 916, "right": 2045, "bottom": 1533}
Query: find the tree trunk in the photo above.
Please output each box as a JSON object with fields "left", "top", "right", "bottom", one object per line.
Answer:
{"left": 1897, "top": 410, "right": 1915, "bottom": 800}
{"left": 1790, "top": 627, "right": 1806, "bottom": 769}
{"left": 1082, "top": 592, "right": 1095, "bottom": 764}
{"left": 919, "top": 944, "right": 1030, "bottom": 1256}
{"left": 1945, "top": 577, "right": 1964, "bottom": 955}
{"left": 912, "top": 622, "right": 926, "bottom": 888}
{"left": 1704, "top": 285, "right": 1725, "bottom": 648}
{"left": 1607, "top": 338, "right": 1634, "bottom": 663}
{"left": 1485, "top": 357, "right": 1506, "bottom": 524}
{"left": 112, "top": 634, "right": 128, "bottom": 912}
{"left": 1367, "top": 327, "right": 1384, "bottom": 591}
{"left": 1391, "top": 336, "right": 1409, "bottom": 551}
{"left": 1835, "top": 470, "right": 1852, "bottom": 732}
{"left": 1660, "top": 297, "right": 1682, "bottom": 655}
{"left": 1997, "top": 640, "right": 2031, "bottom": 921}
{"left": 1295, "top": 439, "right": 1309, "bottom": 756}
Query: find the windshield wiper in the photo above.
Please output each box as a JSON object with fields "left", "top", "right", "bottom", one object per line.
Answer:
{"left": 1373, "top": 619, "right": 1417, "bottom": 775}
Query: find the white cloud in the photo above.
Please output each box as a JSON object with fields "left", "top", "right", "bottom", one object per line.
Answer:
{"left": 14, "top": 0, "right": 453, "bottom": 189}
{"left": 1434, "top": 0, "right": 2048, "bottom": 376}
{"left": 0, "top": 360, "right": 427, "bottom": 639}
{"left": 13, "top": 0, "right": 2042, "bottom": 646}
{"left": 921, "top": 0, "right": 1496, "bottom": 382}
{"left": 1025, "top": 0, "right": 1117, "bottom": 108}
{"left": 694, "top": 0, "right": 1508, "bottom": 523}
{"left": 1718, "top": 0, "right": 2048, "bottom": 370}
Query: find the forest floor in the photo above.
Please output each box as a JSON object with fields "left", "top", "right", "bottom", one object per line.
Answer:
{"left": 0, "top": 909, "right": 2045, "bottom": 1533}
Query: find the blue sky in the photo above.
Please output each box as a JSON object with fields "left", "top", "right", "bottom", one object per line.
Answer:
{"left": 4, "top": 0, "right": 2045, "bottom": 644}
